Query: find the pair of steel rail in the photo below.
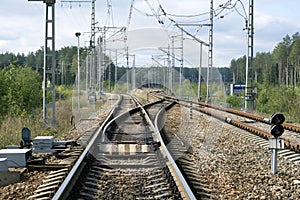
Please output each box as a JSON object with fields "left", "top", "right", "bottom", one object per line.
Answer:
{"left": 53, "top": 95, "right": 197, "bottom": 200}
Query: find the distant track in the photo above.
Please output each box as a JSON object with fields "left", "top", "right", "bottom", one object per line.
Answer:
{"left": 152, "top": 92, "right": 300, "bottom": 161}
{"left": 201, "top": 103, "right": 300, "bottom": 153}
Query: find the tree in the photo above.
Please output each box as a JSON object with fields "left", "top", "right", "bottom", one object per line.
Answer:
{"left": 254, "top": 52, "right": 274, "bottom": 85}
{"left": 273, "top": 35, "right": 292, "bottom": 86}
{"left": 0, "top": 64, "right": 42, "bottom": 117}
{"left": 289, "top": 38, "right": 300, "bottom": 86}
{"left": 229, "top": 56, "right": 246, "bottom": 83}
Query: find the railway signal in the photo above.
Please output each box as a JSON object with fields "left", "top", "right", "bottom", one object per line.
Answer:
{"left": 270, "top": 113, "right": 285, "bottom": 137}
{"left": 269, "top": 113, "right": 285, "bottom": 174}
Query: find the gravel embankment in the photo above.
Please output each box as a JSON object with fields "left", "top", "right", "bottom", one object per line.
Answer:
{"left": 164, "top": 104, "right": 300, "bottom": 199}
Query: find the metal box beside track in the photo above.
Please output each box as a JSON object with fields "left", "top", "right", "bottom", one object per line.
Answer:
{"left": 0, "top": 149, "right": 32, "bottom": 167}
{"left": 0, "top": 158, "right": 8, "bottom": 172}
{"left": 33, "top": 136, "right": 54, "bottom": 153}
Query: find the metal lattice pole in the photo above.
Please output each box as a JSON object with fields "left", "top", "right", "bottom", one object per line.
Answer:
{"left": 114, "top": 49, "right": 118, "bottom": 92}
{"left": 75, "top": 32, "right": 81, "bottom": 112}
{"left": 29, "top": 0, "right": 56, "bottom": 125}
{"left": 198, "top": 43, "right": 203, "bottom": 102}
{"left": 179, "top": 29, "right": 183, "bottom": 97}
{"left": 132, "top": 55, "right": 136, "bottom": 90}
{"left": 207, "top": 0, "right": 213, "bottom": 104}
{"left": 249, "top": 0, "right": 254, "bottom": 110}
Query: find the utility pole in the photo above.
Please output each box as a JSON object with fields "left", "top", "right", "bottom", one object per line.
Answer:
{"left": 244, "top": 0, "right": 255, "bottom": 111}
{"left": 114, "top": 49, "right": 118, "bottom": 92}
{"left": 167, "top": 45, "right": 172, "bottom": 95}
{"left": 171, "top": 37, "right": 175, "bottom": 95}
{"left": 245, "top": 19, "right": 249, "bottom": 111}
{"left": 126, "top": 46, "right": 129, "bottom": 93}
{"left": 207, "top": 0, "right": 213, "bottom": 104}
{"left": 85, "top": 55, "right": 89, "bottom": 91}
{"left": 75, "top": 32, "right": 81, "bottom": 112}
{"left": 170, "top": 24, "right": 212, "bottom": 101}
{"left": 180, "top": 29, "right": 183, "bottom": 98}
{"left": 198, "top": 43, "right": 203, "bottom": 102}
{"left": 61, "top": 0, "right": 95, "bottom": 94}
{"left": 89, "top": 52, "right": 92, "bottom": 89}
{"left": 158, "top": 45, "right": 179, "bottom": 95}
{"left": 64, "top": 0, "right": 95, "bottom": 91}
{"left": 102, "top": 29, "right": 106, "bottom": 95}
{"left": 248, "top": 0, "right": 254, "bottom": 110}
{"left": 90, "top": 0, "right": 96, "bottom": 48}
{"left": 169, "top": 35, "right": 185, "bottom": 97}
{"left": 28, "top": 0, "right": 56, "bottom": 125}
{"left": 108, "top": 51, "right": 112, "bottom": 91}
{"left": 132, "top": 55, "right": 136, "bottom": 90}
{"left": 90, "top": 0, "right": 96, "bottom": 93}
{"left": 98, "top": 36, "right": 103, "bottom": 95}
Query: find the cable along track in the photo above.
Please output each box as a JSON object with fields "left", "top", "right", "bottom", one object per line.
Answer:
{"left": 53, "top": 95, "right": 196, "bottom": 200}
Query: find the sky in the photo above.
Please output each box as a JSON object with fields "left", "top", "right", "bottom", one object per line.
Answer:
{"left": 0, "top": 0, "right": 300, "bottom": 67}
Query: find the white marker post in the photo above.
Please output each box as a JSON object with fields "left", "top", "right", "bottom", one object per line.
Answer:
{"left": 269, "top": 137, "right": 285, "bottom": 174}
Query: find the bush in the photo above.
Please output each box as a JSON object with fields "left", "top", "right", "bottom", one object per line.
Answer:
{"left": 255, "top": 84, "right": 300, "bottom": 122}
{"left": 56, "top": 85, "right": 72, "bottom": 99}
{"left": 0, "top": 64, "right": 42, "bottom": 118}
{"left": 226, "top": 95, "right": 242, "bottom": 109}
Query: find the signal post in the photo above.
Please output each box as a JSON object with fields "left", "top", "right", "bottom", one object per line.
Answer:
{"left": 269, "top": 113, "right": 285, "bottom": 174}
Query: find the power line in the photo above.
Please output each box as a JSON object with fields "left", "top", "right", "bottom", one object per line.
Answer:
{"left": 132, "top": 6, "right": 157, "bottom": 17}
{"left": 144, "top": 0, "right": 164, "bottom": 24}
{"left": 163, "top": 12, "right": 210, "bottom": 18}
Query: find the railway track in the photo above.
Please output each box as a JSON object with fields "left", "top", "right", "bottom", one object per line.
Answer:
{"left": 27, "top": 94, "right": 122, "bottom": 199}
{"left": 26, "top": 90, "right": 300, "bottom": 200}
{"left": 155, "top": 102, "right": 216, "bottom": 199}
{"left": 152, "top": 92, "right": 300, "bottom": 164}
{"left": 42, "top": 95, "right": 197, "bottom": 199}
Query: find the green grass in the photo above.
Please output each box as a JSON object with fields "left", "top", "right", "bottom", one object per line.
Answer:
{"left": 0, "top": 98, "right": 73, "bottom": 149}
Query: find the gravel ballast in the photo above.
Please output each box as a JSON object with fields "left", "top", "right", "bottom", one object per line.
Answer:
{"left": 164, "top": 104, "right": 300, "bottom": 199}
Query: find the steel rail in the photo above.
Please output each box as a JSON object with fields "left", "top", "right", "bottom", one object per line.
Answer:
{"left": 159, "top": 92, "right": 300, "bottom": 133}
{"left": 53, "top": 96, "right": 165, "bottom": 199}
{"left": 52, "top": 94, "right": 122, "bottom": 200}
{"left": 101, "top": 98, "right": 165, "bottom": 142}
{"left": 154, "top": 101, "right": 197, "bottom": 200}
{"left": 54, "top": 95, "right": 195, "bottom": 199}
{"left": 153, "top": 93, "right": 300, "bottom": 152}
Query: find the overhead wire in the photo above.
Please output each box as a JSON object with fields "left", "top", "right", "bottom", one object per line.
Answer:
{"left": 153, "top": 0, "right": 247, "bottom": 47}
{"left": 144, "top": 0, "right": 165, "bottom": 25}
{"left": 157, "top": 0, "right": 248, "bottom": 28}
{"left": 137, "top": 0, "right": 174, "bottom": 45}
{"left": 121, "top": 0, "right": 249, "bottom": 62}
{"left": 133, "top": 6, "right": 155, "bottom": 17}
{"left": 157, "top": 2, "right": 209, "bottom": 42}
{"left": 156, "top": 0, "right": 213, "bottom": 18}
{"left": 235, "top": 0, "right": 248, "bottom": 20}
{"left": 162, "top": 12, "right": 210, "bottom": 18}
{"left": 59, "top": 2, "right": 90, "bottom": 30}
{"left": 58, "top": 1, "right": 91, "bottom": 50}
{"left": 132, "top": 6, "right": 157, "bottom": 17}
